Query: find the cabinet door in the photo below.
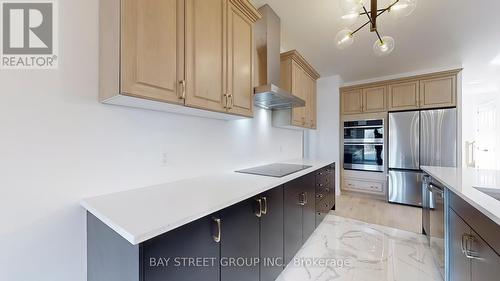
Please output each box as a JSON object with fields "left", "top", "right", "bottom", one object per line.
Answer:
{"left": 220, "top": 199, "right": 260, "bottom": 281}
{"left": 341, "top": 89, "right": 363, "bottom": 114}
{"left": 302, "top": 172, "right": 316, "bottom": 242}
{"left": 419, "top": 75, "right": 456, "bottom": 109}
{"left": 121, "top": 0, "right": 184, "bottom": 104}
{"left": 185, "top": 0, "right": 227, "bottom": 113}
{"left": 260, "top": 186, "right": 284, "bottom": 281}
{"left": 470, "top": 229, "right": 500, "bottom": 281}
{"left": 449, "top": 209, "right": 471, "bottom": 281}
{"left": 363, "top": 86, "right": 387, "bottom": 113}
{"left": 284, "top": 177, "right": 303, "bottom": 266}
{"left": 227, "top": 3, "right": 253, "bottom": 117}
{"left": 291, "top": 62, "right": 307, "bottom": 126}
{"left": 310, "top": 79, "right": 317, "bottom": 129}
{"left": 143, "top": 215, "right": 220, "bottom": 281}
{"left": 388, "top": 81, "right": 419, "bottom": 111}
{"left": 304, "top": 75, "right": 316, "bottom": 129}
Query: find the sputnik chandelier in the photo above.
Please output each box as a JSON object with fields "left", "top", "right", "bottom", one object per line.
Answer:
{"left": 335, "top": 0, "right": 417, "bottom": 56}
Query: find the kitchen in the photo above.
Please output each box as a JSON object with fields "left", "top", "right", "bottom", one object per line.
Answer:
{"left": 1, "top": 0, "right": 500, "bottom": 281}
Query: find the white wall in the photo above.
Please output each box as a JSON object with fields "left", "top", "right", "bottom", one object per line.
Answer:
{"left": 0, "top": 1, "right": 303, "bottom": 280}
{"left": 305, "top": 75, "right": 342, "bottom": 194}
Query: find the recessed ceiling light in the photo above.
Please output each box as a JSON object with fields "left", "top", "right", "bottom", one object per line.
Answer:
{"left": 491, "top": 54, "right": 500, "bottom": 65}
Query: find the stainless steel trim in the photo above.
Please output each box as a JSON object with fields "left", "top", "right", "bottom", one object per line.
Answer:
{"left": 344, "top": 142, "right": 384, "bottom": 146}
{"left": 254, "top": 84, "right": 306, "bottom": 109}
{"left": 343, "top": 125, "right": 384, "bottom": 129}
{"left": 429, "top": 183, "right": 444, "bottom": 196}
{"left": 212, "top": 217, "right": 221, "bottom": 243}
{"left": 343, "top": 163, "right": 384, "bottom": 172}
{"left": 344, "top": 138, "right": 384, "bottom": 144}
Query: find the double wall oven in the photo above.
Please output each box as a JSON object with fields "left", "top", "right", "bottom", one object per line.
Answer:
{"left": 343, "top": 119, "right": 384, "bottom": 172}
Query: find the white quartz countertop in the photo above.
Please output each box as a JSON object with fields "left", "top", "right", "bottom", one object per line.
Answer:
{"left": 81, "top": 159, "right": 334, "bottom": 245}
{"left": 422, "top": 166, "right": 500, "bottom": 226}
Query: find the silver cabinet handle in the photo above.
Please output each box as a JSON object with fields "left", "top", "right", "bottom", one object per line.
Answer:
{"left": 255, "top": 198, "right": 262, "bottom": 218}
{"left": 298, "top": 193, "right": 306, "bottom": 206}
{"left": 261, "top": 196, "right": 267, "bottom": 215}
{"left": 461, "top": 234, "right": 481, "bottom": 260}
{"left": 179, "top": 80, "right": 186, "bottom": 100}
{"left": 212, "top": 217, "right": 221, "bottom": 243}
{"left": 304, "top": 192, "right": 308, "bottom": 205}
{"left": 429, "top": 184, "right": 444, "bottom": 196}
{"left": 227, "top": 93, "right": 233, "bottom": 109}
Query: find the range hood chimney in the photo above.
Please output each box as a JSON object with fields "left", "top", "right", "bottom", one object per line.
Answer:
{"left": 253, "top": 5, "right": 305, "bottom": 109}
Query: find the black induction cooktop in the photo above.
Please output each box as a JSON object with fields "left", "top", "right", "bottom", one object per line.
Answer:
{"left": 235, "top": 163, "right": 312, "bottom": 178}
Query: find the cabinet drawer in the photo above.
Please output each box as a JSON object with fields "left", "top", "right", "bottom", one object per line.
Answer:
{"left": 316, "top": 195, "right": 334, "bottom": 213}
{"left": 343, "top": 179, "right": 384, "bottom": 193}
{"left": 316, "top": 171, "right": 333, "bottom": 186}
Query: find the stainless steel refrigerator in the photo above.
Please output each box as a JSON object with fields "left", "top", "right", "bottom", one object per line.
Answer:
{"left": 388, "top": 108, "right": 457, "bottom": 206}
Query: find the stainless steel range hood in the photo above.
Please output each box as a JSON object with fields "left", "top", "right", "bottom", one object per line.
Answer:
{"left": 253, "top": 5, "right": 305, "bottom": 110}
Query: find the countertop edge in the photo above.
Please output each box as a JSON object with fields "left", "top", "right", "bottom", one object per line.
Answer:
{"left": 422, "top": 166, "right": 500, "bottom": 226}
{"left": 81, "top": 160, "right": 335, "bottom": 245}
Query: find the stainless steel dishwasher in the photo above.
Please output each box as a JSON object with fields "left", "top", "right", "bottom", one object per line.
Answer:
{"left": 422, "top": 174, "right": 445, "bottom": 279}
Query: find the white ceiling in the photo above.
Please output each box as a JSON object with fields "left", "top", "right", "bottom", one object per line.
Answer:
{"left": 251, "top": 0, "right": 500, "bottom": 90}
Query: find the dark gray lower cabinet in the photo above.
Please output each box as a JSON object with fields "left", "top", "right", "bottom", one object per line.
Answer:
{"left": 220, "top": 199, "right": 260, "bottom": 281}
{"left": 448, "top": 191, "right": 500, "bottom": 281}
{"left": 449, "top": 209, "right": 471, "bottom": 281}
{"left": 302, "top": 172, "right": 316, "bottom": 243}
{"left": 470, "top": 228, "right": 500, "bottom": 281}
{"left": 283, "top": 176, "right": 303, "bottom": 266}
{"left": 87, "top": 163, "right": 335, "bottom": 281}
{"left": 259, "top": 186, "right": 284, "bottom": 281}
{"left": 143, "top": 215, "right": 220, "bottom": 281}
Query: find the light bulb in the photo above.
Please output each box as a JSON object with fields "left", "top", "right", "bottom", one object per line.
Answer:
{"left": 373, "top": 36, "right": 395, "bottom": 56}
{"left": 389, "top": 0, "right": 417, "bottom": 19}
{"left": 335, "top": 29, "right": 354, "bottom": 50}
{"left": 340, "top": 0, "right": 366, "bottom": 13}
{"left": 341, "top": 10, "right": 360, "bottom": 26}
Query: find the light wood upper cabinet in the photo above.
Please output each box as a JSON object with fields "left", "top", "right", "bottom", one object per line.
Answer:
{"left": 100, "top": 0, "right": 261, "bottom": 119}
{"left": 419, "top": 75, "right": 456, "bottom": 109}
{"left": 341, "top": 89, "right": 363, "bottom": 114}
{"left": 388, "top": 81, "right": 419, "bottom": 111}
{"left": 120, "top": 0, "right": 184, "bottom": 104}
{"left": 185, "top": 0, "right": 227, "bottom": 113}
{"left": 341, "top": 69, "right": 461, "bottom": 115}
{"left": 280, "top": 50, "right": 320, "bottom": 129}
{"left": 227, "top": 2, "right": 254, "bottom": 117}
{"left": 363, "top": 86, "right": 387, "bottom": 113}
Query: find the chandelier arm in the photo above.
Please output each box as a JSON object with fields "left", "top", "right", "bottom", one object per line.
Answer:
{"left": 362, "top": 6, "right": 383, "bottom": 43}
{"left": 351, "top": 20, "right": 371, "bottom": 36}
{"left": 360, "top": 0, "right": 400, "bottom": 17}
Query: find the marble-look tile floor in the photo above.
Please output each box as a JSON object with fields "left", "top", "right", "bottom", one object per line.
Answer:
{"left": 276, "top": 214, "right": 444, "bottom": 281}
